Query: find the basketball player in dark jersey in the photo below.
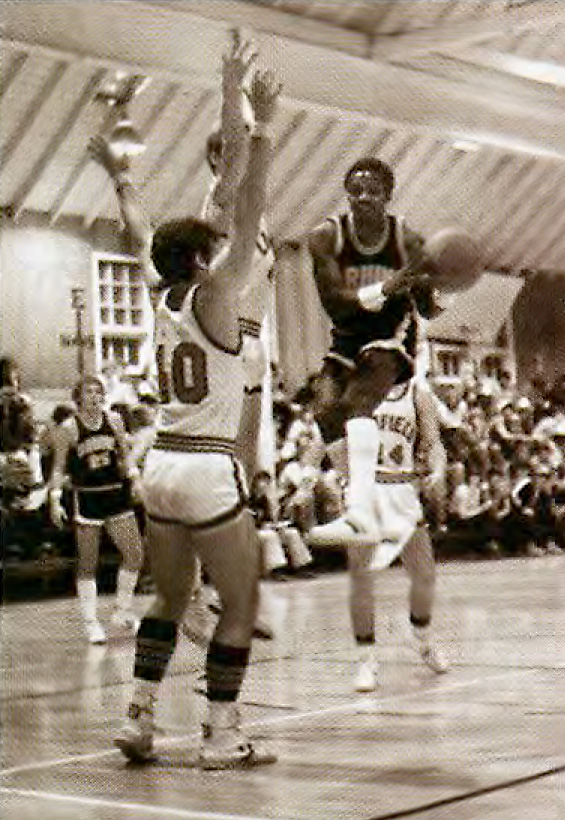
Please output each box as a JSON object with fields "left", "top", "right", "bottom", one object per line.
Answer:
{"left": 49, "top": 375, "right": 144, "bottom": 644}
{"left": 307, "top": 157, "right": 442, "bottom": 543}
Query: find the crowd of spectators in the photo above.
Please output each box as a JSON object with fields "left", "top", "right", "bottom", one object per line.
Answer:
{"left": 3, "top": 355, "right": 565, "bottom": 595}
{"left": 262, "top": 363, "right": 565, "bottom": 564}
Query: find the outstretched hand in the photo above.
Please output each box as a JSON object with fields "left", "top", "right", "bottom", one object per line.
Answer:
{"left": 222, "top": 28, "right": 257, "bottom": 90}
{"left": 249, "top": 69, "right": 282, "bottom": 125}
{"left": 87, "top": 134, "right": 130, "bottom": 179}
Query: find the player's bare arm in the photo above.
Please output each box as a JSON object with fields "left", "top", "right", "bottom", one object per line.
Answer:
{"left": 208, "top": 30, "right": 257, "bottom": 233}
{"left": 87, "top": 136, "right": 159, "bottom": 288}
{"left": 48, "top": 417, "right": 76, "bottom": 527}
{"left": 416, "top": 383, "right": 447, "bottom": 498}
{"left": 198, "top": 69, "right": 280, "bottom": 347}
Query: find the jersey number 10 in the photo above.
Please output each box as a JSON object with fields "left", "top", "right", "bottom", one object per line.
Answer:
{"left": 157, "top": 341, "right": 208, "bottom": 404}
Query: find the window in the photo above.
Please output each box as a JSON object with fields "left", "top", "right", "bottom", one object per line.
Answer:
{"left": 92, "top": 253, "right": 153, "bottom": 374}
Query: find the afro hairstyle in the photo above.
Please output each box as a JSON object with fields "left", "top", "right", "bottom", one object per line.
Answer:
{"left": 344, "top": 157, "right": 395, "bottom": 201}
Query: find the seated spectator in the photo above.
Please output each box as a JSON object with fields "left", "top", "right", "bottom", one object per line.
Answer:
{"left": 278, "top": 404, "right": 324, "bottom": 467}
{"left": 1, "top": 357, "right": 61, "bottom": 563}
{"left": 534, "top": 375, "right": 565, "bottom": 459}
{"left": 38, "top": 403, "right": 76, "bottom": 482}
{"left": 489, "top": 400, "right": 527, "bottom": 461}
{"left": 249, "top": 470, "right": 288, "bottom": 576}
{"left": 314, "top": 453, "right": 345, "bottom": 526}
{"left": 278, "top": 430, "right": 321, "bottom": 533}
{"left": 551, "top": 463, "right": 565, "bottom": 550}
{"left": 438, "top": 461, "right": 497, "bottom": 558}
{"left": 492, "top": 369, "right": 517, "bottom": 413}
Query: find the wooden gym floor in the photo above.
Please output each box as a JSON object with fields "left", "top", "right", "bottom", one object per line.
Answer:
{"left": 1, "top": 556, "right": 564, "bottom": 820}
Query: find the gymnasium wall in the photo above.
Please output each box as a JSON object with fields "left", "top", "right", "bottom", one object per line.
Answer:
{"left": 0, "top": 213, "right": 127, "bottom": 392}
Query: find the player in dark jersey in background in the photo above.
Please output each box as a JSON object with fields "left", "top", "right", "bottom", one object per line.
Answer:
{"left": 49, "top": 375, "right": 144, "bottom": 644}
{"left": 307, "top": 157, "right": 442, "bottom": 543}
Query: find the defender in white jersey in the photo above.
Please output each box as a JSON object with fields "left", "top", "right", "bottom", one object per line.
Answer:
{"left": 188, "top": 41, "right": 281, "bottom": 644}
{"left": 89, "top": 35, "right": 281, "bottom": 769}
{"left": 312, "top": 376, "right": 449, "bottom": 691}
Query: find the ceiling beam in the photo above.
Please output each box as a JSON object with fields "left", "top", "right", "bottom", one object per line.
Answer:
{"left": 369, "top": 1, "right": 550, "bottom": 61}
{"left": 1, "top": 59, "right": 68, "bottom": 170}
{"left": 0, "top": 49, "right": 28, "bottom": 100}
{"left": 275, "top": 122, "right": 372, "bottom": 239}
{"left": 486, "top": 160, "right": 559, "bottom": 265}
{"left": 4, "top": 4, "right": 564, "bottom": 157}
{"left": 135, "top": 0, "right": 370, "bottom": 58}
{"left": 530, "top": 204, "right": 565, "bottom": 267}
{"left": 11, "top": 67, "right": 107, "bottom": 220}
{"left": 155, "top": 98, "right": 220, "bottom": 219}
{"left": 505, "top": 165, "right": 565, "bottom": 267}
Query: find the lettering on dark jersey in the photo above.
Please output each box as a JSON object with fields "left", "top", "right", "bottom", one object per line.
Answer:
{"left": 76, "top": 435, "right": 116, "bottom": 459}
{"left": 342, "top": 264, "right": 394, "bottom": 290}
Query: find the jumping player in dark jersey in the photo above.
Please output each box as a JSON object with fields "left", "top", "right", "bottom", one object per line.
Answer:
{"left": 307, "top": 157, "right": 442, "bottom": 543}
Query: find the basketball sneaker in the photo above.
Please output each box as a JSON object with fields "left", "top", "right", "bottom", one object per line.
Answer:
{"left": 85, "top": 619, "right": 107, "bottom": 645}
{"left": 307, "top": 509, "right": 379, "bottom": 548}
{"left": 111, "top": 609, "right": 140, "bottom": 634}
{"left": 354, "top": 659, "right": 378, "bottom": 692}
{"left": 199, "top": 704, "right": 277, "bottom": 770}
{"left": 420, "top": 643, "right": 449, "bottom": 674}
{"left": 114, "top": 702, "right": 156, "bottom": 763}
{"left": 413, "top": 628, "right": 449, "bottom": 674}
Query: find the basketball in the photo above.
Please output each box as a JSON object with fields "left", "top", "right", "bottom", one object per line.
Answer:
{"left": 424, "top": 227, "right": 483, "bottom": 293}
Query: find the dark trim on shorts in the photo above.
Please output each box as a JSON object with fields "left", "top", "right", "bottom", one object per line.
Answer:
{"left": 147, "top": 499, "right": 248, "bottom": 531}
{"left": 375, "top": 471, "right": 417, "bottom": 483}
{"left": 360, "top": 338, "right": 414, "bottom": 366}
{"left": 154, "top": 433, "right": 236, "bottom": 455}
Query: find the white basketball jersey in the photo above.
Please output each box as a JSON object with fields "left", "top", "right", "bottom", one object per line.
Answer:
{"left": 373, "top": 379, "right": 418, "bottom": 477}
{"left": 154, "top": 284, "right": 245, "bottom": 452}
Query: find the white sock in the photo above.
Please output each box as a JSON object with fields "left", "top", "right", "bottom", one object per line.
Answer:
{"left": 206, "top": 701, "right": 238, "bottom": 732}
{"left": 345, "top": 418, "right": 379, "bottom": 514}
{"left": 77, "top": 577, "right": 98, "bottom": 623}
{"left": 132, "top": 678, "right": 158, "bottom": 711}
{"left": 413, "top": 623, "right": 432, "bottom": 649}
{"left": 357, "top": 642, "right": 375, "bottom": 666}
{"left": 115, "top": 568, "right": 139, "bottom": 612}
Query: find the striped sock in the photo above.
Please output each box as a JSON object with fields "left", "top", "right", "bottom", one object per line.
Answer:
{"left": 206, "top": 641, "right": 250, "bottom": 702}
{"left": 133, "top": 617, "right": 178, "bottom": 683}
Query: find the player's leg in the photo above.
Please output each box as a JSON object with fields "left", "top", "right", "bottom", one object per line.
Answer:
{"left": 348, "top": 544, "right": 378, "bottom": 691}
{"left": 401, "top": 524, "right": 448, "bottom": 673}
{"left": 310, "top": 348, "right": 407, "bottom": 543}
{"left": 105, "top": 511, "right": 144, "bottom": 633}
{"left": 75, "top": 521, "right": 106, "bottom": 644}
{"left": 196, "top": 509, "right": 277, "bottom": 768}
{"left": 115, "top": 518, "right": 198, "bottom": 762}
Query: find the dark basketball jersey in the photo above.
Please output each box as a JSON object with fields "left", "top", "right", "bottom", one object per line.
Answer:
{"left": 313, "top": 213, "right": 436, "bottom": 362}
{"left": 68, "top": 412, "right": 124, "bottom": 490}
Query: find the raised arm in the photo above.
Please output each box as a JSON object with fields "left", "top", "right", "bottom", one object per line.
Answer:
{"left": 208, "top": 68, "right": 280, "bottom": 295}
{"left": 203, "top": 29, "right": 257, "bottom": 235}
{"left": 87, "top": 136, "right": 160, "bottom": 289}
